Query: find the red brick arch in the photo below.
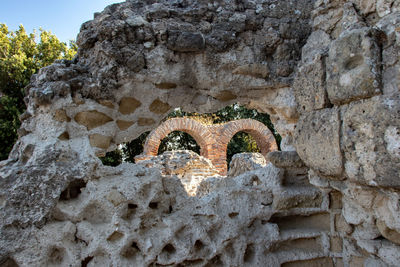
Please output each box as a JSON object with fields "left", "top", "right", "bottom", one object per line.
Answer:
{"left": 212, "top": 119, "right": 278, "bottom": 174}
{"left": 136, "top": 118, "right": 277, "bottom": 175}
{"left": 140, "top": 117, "right": 214, "bottom": 158}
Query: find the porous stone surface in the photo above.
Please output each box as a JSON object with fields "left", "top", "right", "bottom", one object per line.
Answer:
{"left": 326, "top": 26, "right": 382, "bottom": 105}
{"left": 227, "top": 152, "right": 267, "bottom": 177}
{"left": 3, "top": 158, "right": 347, "bottom": 266}
{"left": 341, "top": 94, "right": 400, "bottom": 187}
{"left": 294, "top": 108, "right": 343, "bottom": 178}
{"left": 136, "top": 150, "right": 220, "bottom": 196}
{"left": 267, "top": 151, "right": 305, "bottom": 169}
{"left": 292, "top": 1, "right": 400, "bottom": 265}
{"left": 1, "top": 0, "right": 400, "bottom": 266}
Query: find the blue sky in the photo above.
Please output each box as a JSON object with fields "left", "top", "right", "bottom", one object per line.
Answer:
{"left": 0, "top": 0, "right": 124, "bottom": 43}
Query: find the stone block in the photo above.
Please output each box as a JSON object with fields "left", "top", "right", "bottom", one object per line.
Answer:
{"left": 273, "top": 187, "right": 323, "bottom": 210}
{"left": 349, "top": 256, "right": 366, "bottom": 266}
{"left": 326, "top": 27, "right": 381, "bottom": 105}
{"left": 376, "top": 219, "right": 400, "bottom": 245}
{"left": 272, "top": 237, "right": 323, "bottom": 253}
{"left": 215, "top": 90, "right": 237, "bottom": 102}
{"left": 293, "top": 54, "right": 329, "bottom": 112}
{"left": 267, "top": 151, "right": 305, "bottom": 168}
{"left": 116, "top": 120, "right": 134, "bottom": 131}
{"left": 282, "top": 257, "right": 334, "bottom": 267}
{"left": 294, "top": 108, "right": 343, "bottom": 177}
{"left": 98, "top": 100, "right": 114, "bottom": 109}
{"left": 89, "top": 134, "right": 112, "bottom": 149}
{"left": 271, "top": 213, "right": 330, "bottom": 232}
{"left": 341, "top": 94, "right": 400, "bottom": 187}
{"left": 329, "top": 191, "right": 343, "bottom": 210}
{"left": 301, "top": 30, "right": 331, "bottom": 64}
{"left": 335, "top": 258, "right": 344, "bottom": 267}
{"left": 330, "top": 235, "right": 343, "bottom": 253}
{"left": 74, "top": 110, "right": 113, "bottom": 130}
{"left": 232, "top": 64, "right": 270, "bottom": 79}
{"left": 137, "top": 118, "right": 156, "bottom": 126}
{"left": 167, "top": 31, "right": 205, "bottom": 52}
{"left": 334, "top": 214, "right": 353, "bottom": 235}
{"left": 149, "top": 99, "right": 171, "bottom": 114}
{"left": 228, "top": 152, "right": 266, "bottom": 177}
{"left": 119, "top": 97, "right": 142, "bottom": 115}
{"left": 54, "top": 109, "right": 70, "bottom": 122}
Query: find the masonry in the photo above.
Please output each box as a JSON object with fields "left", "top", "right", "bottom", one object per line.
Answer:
{"left": 1, "top": 0, "right": 400, "bottom": 266}
{"left": 135, "top": 117, "right": 278, "bottom": 175}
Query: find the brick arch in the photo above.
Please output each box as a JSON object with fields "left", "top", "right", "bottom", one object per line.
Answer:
{"left": 212, "top": 119, "right": 278, "bottom": 175}
{"left": 140, "top": 117, "right": 213, "bottom": 159}
{"left": 136, "top": 118, "right": 277, "bottom": 175}
{"left": 219, "top": 119, "right": 278, "bottom": 155}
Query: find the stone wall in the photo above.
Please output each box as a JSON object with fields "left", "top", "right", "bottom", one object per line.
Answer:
{"left": 291, "top": 1, "right": 400, "bottom": 265}
{"left": 0, "top": 0, "right": 399, "bottom": 266}
{"left": 136, "top": 117, "right": 277, "bottom": 175}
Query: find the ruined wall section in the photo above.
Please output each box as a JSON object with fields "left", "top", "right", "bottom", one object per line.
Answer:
{"left": 0, "top": 0, "right": 315, "bottom": 262}
{"left": 292, "top": 1, "right": 400, "bottom": 265}
{"left": 1, "top": 0, "right": 400, "bottom": 265}
{"left": 7, "top": 152, "right": 349, "bottom": 266}
{"left": 23, "top": 0, "right": 313, "bottom": 153}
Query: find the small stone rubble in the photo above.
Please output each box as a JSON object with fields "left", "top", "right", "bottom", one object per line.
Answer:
{"left": 136, "top": 150, "right": 220, "bottom": 196}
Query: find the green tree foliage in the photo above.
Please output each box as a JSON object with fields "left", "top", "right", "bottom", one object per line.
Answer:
{"left": 99, "top": 149, "right": 123, "bottom": 167}
{"left": 0, "top": 24, "right": 77, "bottom": 160}
{"left": 122, "top": 131, "right": 150, "bottom": 162}
{"left": 158, "top": 131, "right": 200, "bottom": 155}
{"left": 227, "top": 132, "right": 260, "bottom": 165}
{"left": 99, "top": 131, "right": 150, "bottom": 165}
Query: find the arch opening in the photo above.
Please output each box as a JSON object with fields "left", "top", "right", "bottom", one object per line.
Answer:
{"left": 99, "top": 131, "right": 150, "bottom": 167}
{"left": 99, "top": 104, "right": 280, "bottom": 175}
{"left": 158, "top": 131, "right": 200, "bottom": 155}
{"left": 227, "top": 131, "right": 260, "bottom": 166}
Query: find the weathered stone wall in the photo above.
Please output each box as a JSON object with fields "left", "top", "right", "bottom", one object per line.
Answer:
{"left": 291, "top": 1, "right": 400, "bottom": 265}
{"left": 136, "top": 117, "right": 277, "bottom": 175}
{"left": 0, "top": 0, "right": 399, "bottom": 266}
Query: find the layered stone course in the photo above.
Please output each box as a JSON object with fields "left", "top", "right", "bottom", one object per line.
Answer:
{"left": 136, "top": 117, "right": 278, "bottom": 175}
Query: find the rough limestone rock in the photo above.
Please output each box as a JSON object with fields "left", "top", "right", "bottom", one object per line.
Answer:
{"left": 227, "top": 152, "right": 267, "bottom": 177}
{"left": 136, "top": 150, "right": 220, "bottom": 196}
{"left": 4, "top": 159, "right": 346, "bottom": 266}
{"left": 294, "top": 108, "right": 343, "bottom": 178}
{"left": 291, "top": 2, "right": 400, "bottom": 266}
{"left": 326, "top": 26, "right": 382, "bottom": 105}
{"left": 341, "top": 94, "right": 400, "bottom": 187}
{"left": 1, "top": 0, "right": 400, "bottom": 266}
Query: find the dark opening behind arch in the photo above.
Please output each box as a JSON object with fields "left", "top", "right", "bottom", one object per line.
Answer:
{"left": 158, "top": 131, "right": 200, "bottom": 155}
{"left": 227, "top": 131, "right": 260, "bottom": 165}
